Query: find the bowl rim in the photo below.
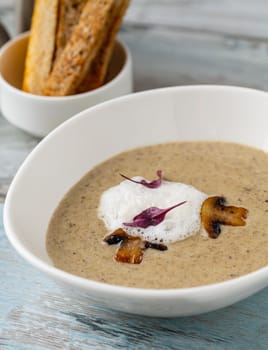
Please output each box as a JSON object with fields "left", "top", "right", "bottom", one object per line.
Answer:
{"left": 0, "top": 31, "right": 132, "bottom": 101}
{"left": 3, "top": 84, "right": 268, "bottom": 298}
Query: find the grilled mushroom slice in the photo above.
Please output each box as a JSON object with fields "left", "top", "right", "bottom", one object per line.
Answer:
{"left": 201, "top": 196, "right": 248, "bottom": 238}
{"left": 104, "top": 228, "right": 167, "bottom": 264}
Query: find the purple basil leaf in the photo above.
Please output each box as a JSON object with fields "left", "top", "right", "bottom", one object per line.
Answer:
{"left": 120, "top": 170, "right": 162, "bottom": 189}
{"left": 123, "top": 201, "right": 187, "bottom": 228}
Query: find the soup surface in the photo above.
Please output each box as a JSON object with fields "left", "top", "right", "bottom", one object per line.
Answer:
{"left": 46, "top": 142, "right": 268, "bottom": 288}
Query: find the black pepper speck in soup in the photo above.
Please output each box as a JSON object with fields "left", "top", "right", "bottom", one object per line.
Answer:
{"left": 46, "top": 142, "right": 268, "bottom": 288}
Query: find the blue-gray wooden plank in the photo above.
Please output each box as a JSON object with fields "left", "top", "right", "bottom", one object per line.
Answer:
{"left": 124, "top": 0, "right": 268, "bottom": 40}
{"left": 0, "top": 116, "right": 39, "bottom": 203}
{"left": 119, "top": 26, "right": 268, "bottom": 92}
{"left": 1, "top": 203, "right": 268, "bottom": 349}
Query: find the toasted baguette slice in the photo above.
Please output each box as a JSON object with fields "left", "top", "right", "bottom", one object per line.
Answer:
{"left": 43, "top": 0, "right": 121, "bottom": 96}
{"left": 22, "top": 0, "right": 58, "bottom": 95}
{"left": 55, "top": 0, "right": 87, "bottom": 61}
{"left": 76, "top": 0, "right": 130, "bottom": 93}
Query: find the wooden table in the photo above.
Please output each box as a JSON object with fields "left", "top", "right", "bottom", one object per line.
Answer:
{"left": 1, "top": 1, "right": 268, "bottom": 348}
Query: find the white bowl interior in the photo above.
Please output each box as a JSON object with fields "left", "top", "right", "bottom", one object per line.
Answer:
{"left": 5, "top": 86, "right": 268, "bottom": 265}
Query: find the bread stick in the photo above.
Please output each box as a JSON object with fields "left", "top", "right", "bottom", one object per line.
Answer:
{"left": 76, "top": 0, "right": 130, "bottom": 93}
{"left": 22, "top": 0, "right": 59, "bottom": 95}
{"left": 43, "top": 0, "right": 121, "bottom": 96}
{"left": 55, "top": 0, "right": 87, "bottom": 61}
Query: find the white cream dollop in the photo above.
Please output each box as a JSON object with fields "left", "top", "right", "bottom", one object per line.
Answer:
{"left": 98, "top": 176, "right": 208, "bottom": 244}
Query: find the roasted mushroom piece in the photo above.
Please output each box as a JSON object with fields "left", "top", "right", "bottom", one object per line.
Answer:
{"left": 201, "top": 196, "right": 248, "bottom": 238}
{"left": 104, "top": 228, "right": 167, "bottom": 264}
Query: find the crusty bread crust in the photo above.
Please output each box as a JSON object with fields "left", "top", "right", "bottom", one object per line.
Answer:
{"left": 55, "top": 0, "right": 87, "bottom": 61}
{"left": 76, "top": 0, "right": 130, "bottom": 93}
{"left": 23, "top": 0, "right": 130, "bottom": 96}
{"left": 22, "top": 0, "right": 58, "bottom": 95}
{"left": 43, "top": 0, "right": 121, "bottom": 96}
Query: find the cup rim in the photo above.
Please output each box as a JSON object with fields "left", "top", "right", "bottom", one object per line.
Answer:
{"left": 0, "top": 31, "right": 132, "bottom": 101}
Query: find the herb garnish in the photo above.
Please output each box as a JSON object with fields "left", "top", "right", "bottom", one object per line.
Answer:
{"left": 120, "top": 170, "right": 162, "bottom": 189}
{"left": 123, "top": 201, "right": 187, "bottom": 229}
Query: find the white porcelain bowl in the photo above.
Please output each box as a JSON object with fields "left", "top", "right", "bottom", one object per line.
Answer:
{"left": 0, "top": 32, "right": 132, "bottom": 137}
{"left": 3, "top": 85, "right": 268, "bottom": 317}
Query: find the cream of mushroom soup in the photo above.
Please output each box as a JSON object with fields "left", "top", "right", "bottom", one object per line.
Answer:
{"left": 46, "top": 142, "right": 268, "bottom": 288}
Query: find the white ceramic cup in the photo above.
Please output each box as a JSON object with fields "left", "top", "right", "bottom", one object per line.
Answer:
{"left": 3, "top": 85, "right": 268, "bottom": 317}
{"left": 0, "top": 32, "right": 133, "bottom": 137}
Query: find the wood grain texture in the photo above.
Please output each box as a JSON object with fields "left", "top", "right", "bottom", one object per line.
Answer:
{"left": 1, "top": 203, "right": 268, "bottom": 349}
{"left": 119, "top": 26, "right": 268, "bottom": 92}
{"left": 0, "top": 117, "right": 39, "bottom": 203}
{"left": 124, "top": 0, "right": 268, "bottom": 40}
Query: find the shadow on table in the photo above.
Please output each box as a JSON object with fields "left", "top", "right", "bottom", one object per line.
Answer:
{"left": 62, "top": 287, "right": 268, "bottom": 349}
